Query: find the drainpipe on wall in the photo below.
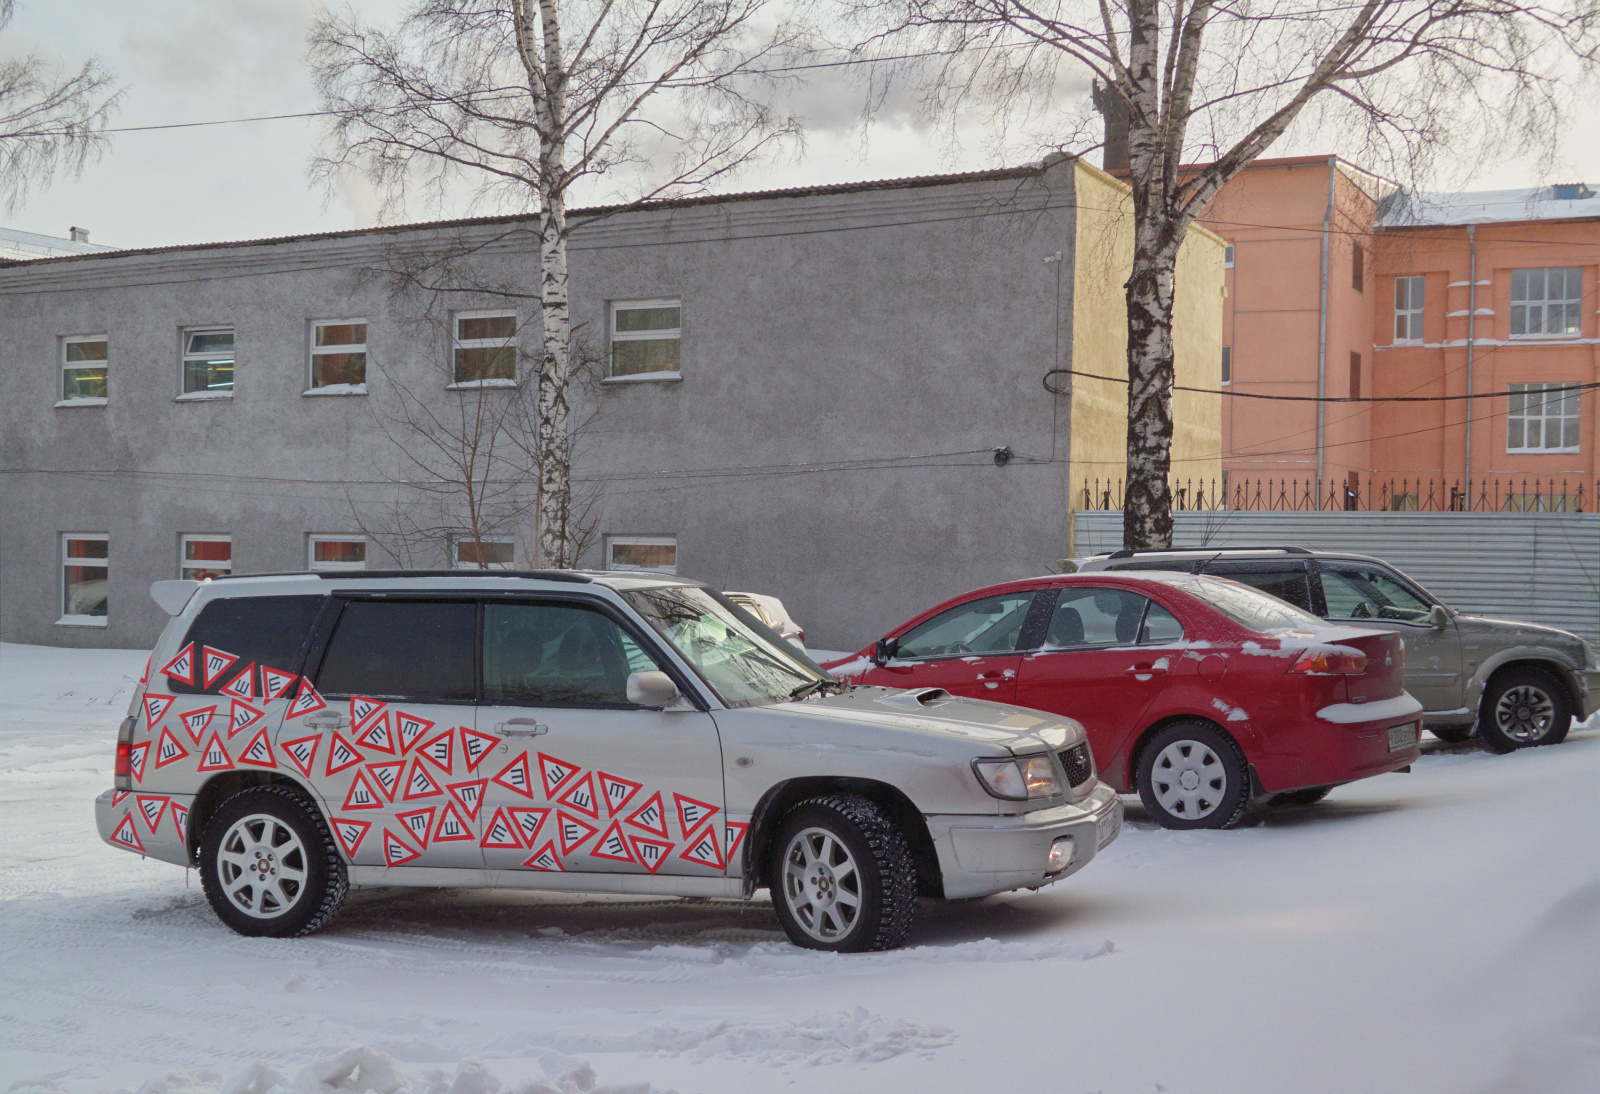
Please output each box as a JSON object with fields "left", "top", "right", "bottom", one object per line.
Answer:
{"left": 1465, "top": 225, "right": 1478, "bottom": 482}
{"left": 1316, "top": 157, "right": 1335, "bottom": 489}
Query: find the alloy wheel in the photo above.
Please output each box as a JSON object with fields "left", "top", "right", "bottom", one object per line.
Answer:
{"left": 1493, "top": 684, "right": 1555, "bottom": 743}
{"left": 781, "top": 826, "right": 862, "bottom": 943}
{"left": 216, "top": 813, "right": 308, "bottom": 919}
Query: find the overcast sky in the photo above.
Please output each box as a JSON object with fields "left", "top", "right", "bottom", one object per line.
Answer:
{"left": 9, "top": 0, "right": 1600, "bottom": 250}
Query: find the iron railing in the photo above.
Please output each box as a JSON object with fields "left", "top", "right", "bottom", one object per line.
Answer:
{"left": 1080, "top": 476, "right": 1595, "bottom": 513}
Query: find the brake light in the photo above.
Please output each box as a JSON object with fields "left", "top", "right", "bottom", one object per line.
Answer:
{"left": 1287, "top": 647, "right": 1367, "bottom": 675}
{"left": 115, "top": 738, "right": 132, "bottom": 778}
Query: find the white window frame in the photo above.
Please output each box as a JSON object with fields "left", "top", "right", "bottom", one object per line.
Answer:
{"left": 58, "top": 333, "right": 108, "bottom": 407}
{"left": 308, "top": 534, "right": 367, "bottom": 571}
{"left": 306, "top": 319, "right": 368, "bottom": 395}
{"left": 1506, "top": 382, "right": 1581, "bottom": 454}
{"left": 59, "top": 532, "right": 109, "bottom": 627}
{"left": 1509, "top": 268, "right": 1583, "bottom": 339}
{"left": 449, "top": 310, "right": 519, "bottom": 389}
{"left": 179, "top": 534, "right": 233, "bottom": 581}
{"left": 1393, "top": 275, "right": 1425, "bottom": 344}
{"left": 451, "top": 535, "right": 516, "bottom": 570}
{"left": 606, "top": 298, "right": 682, "bottom": 383}
{"left": 604, "top": 534, "right": 678, "bottom": 574}
{"left": 179, "top": 326, "right": 235, "bottom": 399}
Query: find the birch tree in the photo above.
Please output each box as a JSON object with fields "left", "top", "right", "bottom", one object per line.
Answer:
{"left": 0, "top": 0, "right": 119, "bottom": 212}
{"left": 848, "top": 0, "right": 1600, "bottom": 548}
{"left": 310, "top": 0, "right": 802, "bottom": 565}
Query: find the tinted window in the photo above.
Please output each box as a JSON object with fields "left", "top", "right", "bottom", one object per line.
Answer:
{"left": 483, "top": 601, "right": 662, "bottom": 707}
{"left": 1043, "top": 587, "right": 1151, "bottom": 648}
{"left": 896, "top": 593, "right": 1034, "bottom": 659}
{"left": 1319, "top": 563, "right": 1432, "bottom": 624}
{"left": 1202, "top": 561, "right": 1313, "bottom": 613}
{"left": 1175, "top": 578, "right": 1324, "bottom": 632}
{"left": 173, "top": 595, "right": 326, "bottom": 694}
{"left": 1140, "top": 603, "right": 1185, "bottom": 644}
{"left": 316, "top": 600, "right": 476, "bottom": 702}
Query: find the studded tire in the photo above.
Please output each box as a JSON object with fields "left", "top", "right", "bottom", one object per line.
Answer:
{"left": 768, "top": 793, "right": 917, "bottom": 953}
{"left": 1135, "top": 721, "right": 1251, "bottom": 830}
{"left": 199, "top": 785, "right": 348, "bottom": 938}
{"left": 1478, "top": 667, "right": 1573, "bottom": 754}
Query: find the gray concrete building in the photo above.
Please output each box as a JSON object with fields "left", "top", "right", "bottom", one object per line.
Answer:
{"left": 0, "top": 157, "right": 1223, "bottom": 652}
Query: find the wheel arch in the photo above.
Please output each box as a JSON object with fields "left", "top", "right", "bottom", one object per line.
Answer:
{"left": 1126, "top": 714, "right": 1242, "bottom": 795}
{"left": 1478, "top": 658, "right": 1581, "bottom": 721}
{"left": 742, "top": 777, "right": 943, "bottom": 899}
{"left": 187, "top": 770, "right": 322, "bottom": 864}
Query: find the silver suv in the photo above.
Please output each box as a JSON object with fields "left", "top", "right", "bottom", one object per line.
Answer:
{"left": 97, "top": 570, "right": 1121, "bottom": 951}
{"left": 1078, "top": 547, "right": 1598, "bottom": 753}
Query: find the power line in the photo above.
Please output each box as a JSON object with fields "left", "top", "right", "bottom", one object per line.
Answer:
{"left": 1048, "top": 369, "right": 1600, "bottom": 403}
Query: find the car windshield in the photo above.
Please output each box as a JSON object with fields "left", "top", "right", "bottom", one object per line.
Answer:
{"left": 1176, "top": 577, "right": 1326, "bottom": 633}
{"left": 621, "top": 585, "right": 826, "bottom": 707}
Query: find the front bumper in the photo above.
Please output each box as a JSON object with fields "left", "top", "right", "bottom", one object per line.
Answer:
{"left": 926, "top": 782, "right": 1123, "bottom": 900}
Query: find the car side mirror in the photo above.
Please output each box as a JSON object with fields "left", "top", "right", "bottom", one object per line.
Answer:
{"left": 1429, "top": 604, "right": 1451, "bottom": 629}
{"left": 872, "top": 636, "right": 899, "bottom": 666}
{"left": 627, "top": 670, "right": 681, "bottom": 709}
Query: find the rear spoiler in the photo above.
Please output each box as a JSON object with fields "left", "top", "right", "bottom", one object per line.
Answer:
{"left": 150, "top": 579, "right": 199, "bottom": 616}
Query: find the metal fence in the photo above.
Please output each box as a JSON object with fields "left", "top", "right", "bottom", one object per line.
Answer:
{"left": 1080, "top": 476, "right": 1595, "bottom": 513}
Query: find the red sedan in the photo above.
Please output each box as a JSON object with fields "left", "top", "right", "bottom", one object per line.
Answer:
{"left": 823, "top": 572, "right": 1423, "bottom": 829}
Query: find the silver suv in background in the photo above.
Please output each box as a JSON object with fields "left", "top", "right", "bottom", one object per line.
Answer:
{"left": 1078, "top": 547, "right": 1598, "bottom": 753}
{"left": 97, "top": 570, "right": 1120, "bottom": 950}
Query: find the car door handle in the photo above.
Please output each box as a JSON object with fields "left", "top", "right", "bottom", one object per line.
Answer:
{"left": 495, "top": 718, "right": 548, "bottom": 738}
{"left": 305, "top": 712, "right": 348, "bottom": 729}
{"left": 1126, "top": 663, "right": 1168, "bottom": 675}
{"left": 976, "top": 670, "right": 1015, "bottom": 680}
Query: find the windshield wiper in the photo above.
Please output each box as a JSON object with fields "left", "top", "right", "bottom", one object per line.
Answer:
{"left": 789, "top": 678, "right": 847, "bottom": 702}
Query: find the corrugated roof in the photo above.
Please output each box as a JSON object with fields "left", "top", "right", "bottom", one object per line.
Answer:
{"left": 1378, "top": 184, "right": 1600, "bottom": 227}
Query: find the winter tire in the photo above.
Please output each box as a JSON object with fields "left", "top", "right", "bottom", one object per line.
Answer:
{"left": 1428, "top": 725, "right": 1474, "bottom": 744}
{"left": 768, "top": 793, "right": 916, "bottom": 953}
{"left": 199, "top": 785, "right": 348, "bottom": 938}
{"left": 1274, "top": 785, "right": 1333, "bottom": 807}
{"left": 1136, "top": 722, "right": 1250, "bottom": 830}
{"left": 1478, "top": 668, "right": 1572, "bottom": 754}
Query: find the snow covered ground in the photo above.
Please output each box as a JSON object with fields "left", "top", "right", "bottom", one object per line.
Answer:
{"left": 2, "top": 640, "right": 1596, "bottom": 1094}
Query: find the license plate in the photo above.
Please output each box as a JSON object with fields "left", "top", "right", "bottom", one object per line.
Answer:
{"left": 1096, "top": 804, "right": 1122, "bottom": 848}
{"left": 1388, "top": 722, "right": 1419, "bottom": 751}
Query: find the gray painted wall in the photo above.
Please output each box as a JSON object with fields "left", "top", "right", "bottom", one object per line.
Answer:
{"left": 2, "top": 163, "right": 1081, "bottom": 652}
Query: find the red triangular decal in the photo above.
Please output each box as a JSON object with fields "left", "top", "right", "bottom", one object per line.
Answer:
{"left": 111, "top": 790, "right": 130, "bottom": 807}
{"left": 479, "top": 806, "right": 522, "bottom": 849}
{"left": 200, "top": 646, "right": 239, "bottom": 690}
{"left": 142, "top": 693, "right": 175, "bottom": 732}
{"left": 395, "top": 711, "right": 435, "bottom": 755}
{"left": 139, "top": 655, "right": 151, "bottom": 686}
{"left": 287, "top": 679, "right": 327, "bottom": 719}
{"left": 136, "top": 794, "right": 169, "bottom": 834}
{"left": 220, "top": 664, "right": 256, "bottom": 700}
{"left": 127, "top": 741, "right": 149, "bottom": 782}
{"left": 537, "top": 752, "right": 579, "bottom": 797}
{"left": 673, "top": 793, "right": 720, "bottom": 839}
{"left": 354, "top": 711, "right": 396, "bottom": 755}
{"left": 330, "top": 817, "right": 371, "bottom": 857}
{"left": 382, "top": 827, "right": 421, "bottom": 867}
{"left": 461, "top": 727, "right": 498, "bottom": 771}
{"left": 180, "top": 704, "right": 217, "bottom": 745}
{"left": 259, "top": 665, "right": 297, "bottom": 701}
{"left": 227, "top": 698, "right": 265, "bottom": 739}
{"left": 282, "top": 733, "right": 321, "bottom": 777}
{"left": 196, "top": 731, "right": 233, "bottom": 772}
{"left": 417, "top": 728, "right": 454, "bottom": 773}
{"left": 349, "top": 696, "right": 386, "bottom": 730}
{"left": 365, "top": 760, "right": 404, "bottom": 802}
{"left": 237, "top": 726, "right": 276, "bottom": 769}
{"left": 624, "top": 791, "right": 669, "bottom": 838}
{"left": 678, "top": 824, "right": 726, "bottom": 870}
{"left": 506, "top": 806, "right": 551, "bottom": 847}
{"left": 597, "top": 771, "right": 643, "bottom": 816}
{"left": 159, "top": 643, "right": 195, "bottom": 686}
{"left": 324, "top": 731, "right": 363, "bottom": 776}
{"left": 445, "top": 778, "right": 488, "bottom": 821}
{"left": 433, "top": 801, "right": 475, "bottom": 842}
{"left": 395, "top": 806, "right": 436, "bottom": 848}
{"left": 591, "top": 819, "right": 637, "bottom": 863}
{"left": 521, "top": 841, "right": 564, "bottom": 871}
{"left": 725, "top": 820, "right": 749, "bottom": 862}
{"left": 491, "top": 753, "right": 534, "bottom": 799}
{"left": 109, "top": 812, "right": 145, "bottom": 852}
{"left": 556, "top": 771, "right": 600, "bottom": 818}
{"left": 629, "top": 834, "right": 674, "bottom": 874}
{"left": 556, "top": 809, "right": 598, "bottom": 856}
{"left": 401, "top": 758, "right": 443, "bottom": 800}
{"left": 341, "top": 768, "right": 384, "bottom": 811}
{"left": 154, "top": 727, "right": 190, "bottom": 769}
{"left": 170, "top": 802, "right": 189, "bottom": 843}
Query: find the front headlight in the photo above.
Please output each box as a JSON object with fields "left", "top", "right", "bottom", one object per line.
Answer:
{"left": 972, "top": 755, "right": 1062, "bottom": 800}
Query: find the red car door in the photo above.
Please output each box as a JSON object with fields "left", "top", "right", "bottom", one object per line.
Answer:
{"left": 864, "top": 589, "right": 1037, "bottom": 704}
{"left": 1015, "top": 585, "right": 1183, "bottom": 777}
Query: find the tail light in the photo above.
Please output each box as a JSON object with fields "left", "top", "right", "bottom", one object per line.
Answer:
{"left": 1287, "top": 647, "right": 1367, "bottom": 675}
{"left": 113, "top": 716, "right": 135, "bottom": 789}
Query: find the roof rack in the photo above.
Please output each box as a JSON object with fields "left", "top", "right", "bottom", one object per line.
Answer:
{"left": 1106, "top": 545, "right": 1312, "bottom": 559}
{"left": 210, "top": 569, "right": 592, "bottom": 583}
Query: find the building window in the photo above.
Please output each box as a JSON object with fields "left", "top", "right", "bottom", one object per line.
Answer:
{"left": 1510, "top": 268, "right": 1582, "bottom": 338}
{"left": 180, "top": 535, "right": 232, "bottom": 581}
{"left": 609, "top": 299, "right": 681, "bottom": 379}
{"left": 452, "top": 312, "right": 517, "bottom": 384}
{"left": 1507, "top": 382, "right": 1581, "bottom": 453}
{"left": 1552, "top": 183, "right": 1593, "bottom": 200}
{"left": 1223, "top": 243, "right": 1235, "bottom": 269}
{"left": 60, "top": 335, "right": 108, "bottom": 403}
{"left": 605, "top": 535, "right": 677, "bottom": 573}
{"left": 1393, "top": 275, "right": 1425, "bottom": 343}
{"left": 181, "top": 327, "right": 235, "bottom": 395}
{"left": 61, "top": 534, "right": 108, "bottom": 624}
{"left": 1349, "top": 351, "right": 1362, "bottom": 399}
{"left": 309, "top": 321, "right": 367, "bottom": 391}
{"left": 309, "top": 535, "right": 366, "bottom": 571}
{"left": 1220, "top": 346, "right": 1231, "bottom": 384}
{"left": 453, "top": 536, "right": 514, "bottom": 569}
{"left": 1351, "top": 243, "right": 1364, "bottom": 293}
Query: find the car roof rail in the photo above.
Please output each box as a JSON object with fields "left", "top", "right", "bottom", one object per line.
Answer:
{"left": 315, "top": 569, "right": 594, "bottom": 583}
{"left": 1105, "top": 545, "right": 1313, "bottom": 560}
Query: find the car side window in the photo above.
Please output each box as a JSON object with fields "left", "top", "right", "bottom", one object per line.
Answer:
{"left": 172, "top": 594, "right": 327, "bottom": 695}
{"left": 1318, "top": 563, "right": 1432, "bottom": 624}
{"left": 1201, "top": 561, "right": 1314, "bottom": 613}
{"left": 316, "top": 599, "right": 476, "bottom": 702}
{"left": 483, "top": 601, "right": 663, "bottom": 707}
{"left": 1042, "top": 587, "right": 1151, "bottom": 649}
{"left": 895, "top": 593, "right": 1034, "bottom": 659}
{"left": 1140, "top": 602, "right": 1185, "bottom": 645}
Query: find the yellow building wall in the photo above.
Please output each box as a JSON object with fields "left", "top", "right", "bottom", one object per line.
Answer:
{"left": 1069, "top": 159, "right": 1224, "bottom": 514}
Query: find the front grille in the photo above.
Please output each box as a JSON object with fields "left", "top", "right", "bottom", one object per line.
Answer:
{"left": 1059, "top": 741, "right": 1095, "bottom": 787}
